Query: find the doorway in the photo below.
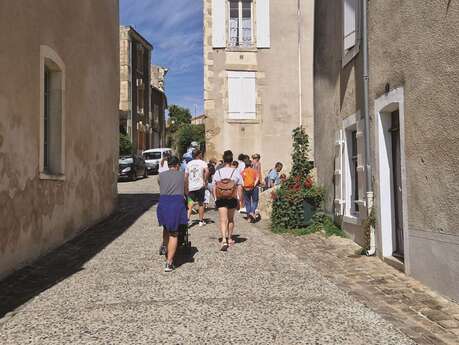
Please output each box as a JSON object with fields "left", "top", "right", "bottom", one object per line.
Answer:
{"left": 389, "top": 110, "right": 404, "bottom": 259}
{"left": 376, "top": 88, "right": 408, "bottom": 265}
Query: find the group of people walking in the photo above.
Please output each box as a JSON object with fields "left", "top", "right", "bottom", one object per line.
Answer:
{"left": 156, "top": 143, "right": 284, "bottom": 272}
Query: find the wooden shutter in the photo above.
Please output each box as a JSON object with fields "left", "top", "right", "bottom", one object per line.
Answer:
{"left": 343, "top": 0, "right": 357, "bottom": 50}
{"left": 212, "top": 0, "right": 226, "bottom": 48}
{"left": 228, "top": 71, "right": 256, "bottom": 120}
{"left": 256, "top": 0, "right": 270, "bottom": 48}
{"left": 334, "top": 129, "right": 345, "bottom": 216}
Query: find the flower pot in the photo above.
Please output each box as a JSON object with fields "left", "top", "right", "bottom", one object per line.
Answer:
{"left": 303, "top": 201, "right": 316, "bottom": 225}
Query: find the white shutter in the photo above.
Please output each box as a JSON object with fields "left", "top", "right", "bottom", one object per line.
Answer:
{"left": 212, "top": 0, "right": 226, "bottom": 48}
{"left": 334, "top": 129, "right": 345, "bottom": 216}
{"left": 343, "top": 0, "right": 357, "bottom": 50}
{"left": 228, "top": 73, "right": 242, "bottom": 118}
{"left": 228, "top": 71, "right": 256, "bottom": 120}
{"left": 256, "top": 0, "right": 270, "bottom": 48}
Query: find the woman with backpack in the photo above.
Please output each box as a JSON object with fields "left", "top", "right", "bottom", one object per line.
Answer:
{"left": 213, "top": 150, "right": 243, "bottom": 251}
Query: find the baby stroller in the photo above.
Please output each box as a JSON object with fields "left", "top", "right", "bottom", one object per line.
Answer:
{"left": 178, "top": 223, "right": 192, "bottom": 251}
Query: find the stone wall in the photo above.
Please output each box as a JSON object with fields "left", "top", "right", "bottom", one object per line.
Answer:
{"left": 0, "top": 0, "right": 119, "bottom": 278}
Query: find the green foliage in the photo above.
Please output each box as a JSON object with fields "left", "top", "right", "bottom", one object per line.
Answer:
{"left": 290, "top": 127, "right": 314, "bottom": 178}
{"left": 168, "top": 104, "right": 191, "bottom": 133}
{"left": 271, "top": 127, "right": 324, "bottom": 230}
{"left": 271, "top": 126, "right": 344, "bottom": 237}
{"left": 175, "top": 124, "right": 205, "bottom": 157}
{"left": 119, "top": 133, "right": 133, "bottom": 156}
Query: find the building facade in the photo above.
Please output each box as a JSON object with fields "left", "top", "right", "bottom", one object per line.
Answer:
{"left": 150, "top": 65, "right": 168, "bottom": 148}
{"left": 119, "top": 26, "right": 153, "bottom": 153}
{"left": 0, "top": 1, "right": 119, "bottom": 278}
{"left": 203, "top": 0, "right": 315, "bottom": 170}
{"left": 314, "top": 0, "right": 459, "bottom": 301}
{"left": 191, "top": 114, "right": 207, "bottom": 126}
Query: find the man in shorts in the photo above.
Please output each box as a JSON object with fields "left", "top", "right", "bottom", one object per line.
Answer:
{"left": 185, "top": 149, "right": 208, "bottom": 226}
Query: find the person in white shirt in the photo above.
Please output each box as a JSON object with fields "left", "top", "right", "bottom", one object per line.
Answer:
{"left": 185, "top": 149, "right": 209, "bottom": 226}
{"left": 213, "top": 150, "right": 243, "bottom": 251}
{"left": 158, "top": 152, "right": 170, "bottom": 173}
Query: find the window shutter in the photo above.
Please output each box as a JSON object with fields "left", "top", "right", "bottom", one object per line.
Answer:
{"left": 228, "top": 71, "right": 256, "bottom": 120}
{"left": 334, "top": 129, "right": 345, "bottom": 216}
{"left": 256, "top": 0, "right": 270, "bottom": 48}
{"left": 212, "top": 0, "right": 226, "bottom": 48}
{"left": 241, "top": 73, "right": 256, "bottom": 118}
{"left": 343, "top": 0, "right": 357, "bottom": 50}
{"left": 228, "top": 73, "right": 243, "bottom": 118}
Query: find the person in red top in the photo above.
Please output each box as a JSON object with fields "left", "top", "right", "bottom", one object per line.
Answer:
{"left": 241, "top": 159, "right": 260, "bottom": 222}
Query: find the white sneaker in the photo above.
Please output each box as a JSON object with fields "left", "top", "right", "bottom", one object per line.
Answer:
{"left": 198, "top": 221, "right": 206, "bottom": 227}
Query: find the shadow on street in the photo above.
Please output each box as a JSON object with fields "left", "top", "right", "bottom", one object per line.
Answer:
{"left": 0, "top": 193, "right": 159, "bottom": 318}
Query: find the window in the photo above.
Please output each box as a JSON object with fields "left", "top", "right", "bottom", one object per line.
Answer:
{"left": 40, "top": 46, "right": 65, "bottom": 179}
{"left": 342, "top": 0, "right": 361, "bottom": 65}
{"left": 227, "top": 71, "right": 256, "bottom": 120}
{"left": 345, "top": 127, "right": 359, "bottom": 216}
{"left": 228, "top": 0, "right": 252, "bottom": 47}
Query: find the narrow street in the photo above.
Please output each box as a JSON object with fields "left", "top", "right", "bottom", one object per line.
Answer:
{"left": 0, "top": 176, "right": 417, "bottom": 345}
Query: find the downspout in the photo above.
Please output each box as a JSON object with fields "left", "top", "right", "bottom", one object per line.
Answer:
{"left": 362, "top": 0, "right": 375, "bottom": 256}
{"left": 297, "top": 0, "right": 303, "bottom": 127}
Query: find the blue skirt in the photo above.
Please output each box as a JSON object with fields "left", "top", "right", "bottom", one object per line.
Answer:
{"left": 157, "top": 195, "right": 188, "bottom": 232}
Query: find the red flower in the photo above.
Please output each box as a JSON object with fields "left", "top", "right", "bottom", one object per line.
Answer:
{"left": 304, "top": 176, "right": 313, "bottom": 189}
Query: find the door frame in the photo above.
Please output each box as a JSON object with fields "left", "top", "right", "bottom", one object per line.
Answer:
{"left": 374, "top": 87, "right": 410, "bottom": 273}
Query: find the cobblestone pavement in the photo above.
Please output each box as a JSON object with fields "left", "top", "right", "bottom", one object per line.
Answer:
{"left": 0, "top": 177, "right": 423, "bottom": 344}
{"left": 267, "top": 227, "right": 459, "bottom": 345}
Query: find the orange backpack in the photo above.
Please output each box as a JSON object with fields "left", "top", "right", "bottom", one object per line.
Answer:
{"left": 242, "top": 168, "right": 257, "bottom": 190}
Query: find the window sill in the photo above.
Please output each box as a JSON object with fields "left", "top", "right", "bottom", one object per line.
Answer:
{"left": 343, "top": 215, "right": 361, "bottom": 225}
{"left": 40, "top": 172, "right": 65, "bottom": 181}
{"left": 226, "top": 118, "right": 260, "bottom": 124}
{"left": 225, "top": 46, "right": 258, "bottom": 53}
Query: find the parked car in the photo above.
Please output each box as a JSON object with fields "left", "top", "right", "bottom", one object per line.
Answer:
{"left": 118, "top": 155, "right": 148, "bottom": 181}
{"left": 142, "top": 148, "right": 173, "bottom": 174}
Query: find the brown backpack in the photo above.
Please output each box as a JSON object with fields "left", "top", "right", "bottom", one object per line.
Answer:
{"left": 215, "top": 169, "right": 237, "bottom": 200}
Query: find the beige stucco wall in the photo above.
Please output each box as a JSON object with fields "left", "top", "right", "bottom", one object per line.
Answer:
{"left": 314, "top": 0, "right": 459, "bottom": 301}
{"left": 204, "top": 0, "right": 314, "bottom": 172}
{"left": 0, "top": 0, "right": 119, "bottom": 277}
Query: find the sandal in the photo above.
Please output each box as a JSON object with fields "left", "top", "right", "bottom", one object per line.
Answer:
{"left": 228, "top": 238, "right": 236, "bottom": 246}
{"left": 220, "top": 241, "right": 229, "bottom": 251}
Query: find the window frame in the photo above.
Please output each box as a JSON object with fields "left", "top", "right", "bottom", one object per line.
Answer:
{"left": 342, "top": 113, "right": 361, "bottom": 221}
{"left": 39, "top": 45, "right": 66, "bottom": 181}
{"left": 342, "top": 0, "right": 361, "bottom": 67}
{"left": 228, "top": 0, "right": 254, "bottom": 48}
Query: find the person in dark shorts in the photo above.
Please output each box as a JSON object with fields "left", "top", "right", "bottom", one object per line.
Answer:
{"left": 213, "top": 150, "right": 243, "bottom": 251}
{"left": 157, "top": 156, "right": 188, "bottom": 272}
{"left": 185, "top": 149, "right": 209, "bottom": 226}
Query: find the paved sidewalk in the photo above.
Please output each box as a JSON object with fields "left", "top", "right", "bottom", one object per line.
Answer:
{"left": 0, "top": 177, "right": 417, "bottom": 344}
{"left": 265, "top": 224, "right": 459, "bottom": 345}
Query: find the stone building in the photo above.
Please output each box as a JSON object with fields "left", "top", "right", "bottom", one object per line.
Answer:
{"left": 203, "top": 0, "right": 315, "bottom": 170}
{"left": 191, "top": 114, "right": 207, "bottom": 126}
{"left": 119, "top": 26, "right": 153, "bottom": 153}
{"left": 0, "top": 1, "right": 119, "bottom": 278}
{"left": 314, "top": 0, "right": 459, "bottom": 301}
{"left": 150, "top": 65, "right": 168, "bottom": 148}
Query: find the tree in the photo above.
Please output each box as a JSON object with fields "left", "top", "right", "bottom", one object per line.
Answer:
{"left": 175, "top": 124, "right": 205, "bottom": 157}
{"left": 168, "top": 104, "right": 192, "bottom": 133}
{"left": 119, "top": 133, "right": 133, "bottom": 156}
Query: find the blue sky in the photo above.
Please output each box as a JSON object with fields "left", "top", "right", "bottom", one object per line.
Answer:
{"left": 120, "top": 0, "right": 203, "bottom": 116}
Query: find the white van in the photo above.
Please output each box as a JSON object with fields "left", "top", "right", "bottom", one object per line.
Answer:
{"left": 142, "top": 148, "right": 173, "bottom": 174}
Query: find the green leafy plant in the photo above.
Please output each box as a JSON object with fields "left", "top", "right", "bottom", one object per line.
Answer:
{"left": 119, "top": 133, "right": 133, "bottom": 156}
{"left": 175, "top": 124, "right": 205, "bottom": 157}
{"left": 271, "top": 127, "right": 343, "bottom": 237}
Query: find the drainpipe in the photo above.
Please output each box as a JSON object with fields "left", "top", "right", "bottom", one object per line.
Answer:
{"left": 361, "top": 0, "right": 375, "bottom": 256}
{"left": 297, "top": 0, "right": 303, "bottom": 127}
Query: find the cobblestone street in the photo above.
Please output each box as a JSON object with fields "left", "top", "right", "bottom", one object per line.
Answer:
{"left": 0, "top": 177, "right": 456, "bottom": 344}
